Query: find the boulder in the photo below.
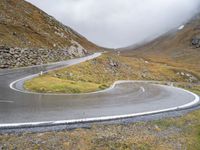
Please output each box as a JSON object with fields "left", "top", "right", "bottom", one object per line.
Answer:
{"left": 67, "top": 44, "right": 87, "bottom": 57}
{"left": 109, "top": 59, "right": 119, "bottom": 67}
{"left": 192, "top": 36, "right": 200, "bottom": 48}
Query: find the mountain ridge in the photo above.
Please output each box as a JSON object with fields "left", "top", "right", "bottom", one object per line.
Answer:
{"left": 122, "top": 12, "right": 200, "bottom": 73}
{"left": 0, "top": 0, "right": 102, "bottom": 68}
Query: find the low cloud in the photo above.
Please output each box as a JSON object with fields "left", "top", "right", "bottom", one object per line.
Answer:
{"left": 26, "top": 0, "right": 200, "bottom": 48}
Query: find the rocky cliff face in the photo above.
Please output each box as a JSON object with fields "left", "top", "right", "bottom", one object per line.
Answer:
{"left": 0, "top": 0, "right": 101, "bottom": 69}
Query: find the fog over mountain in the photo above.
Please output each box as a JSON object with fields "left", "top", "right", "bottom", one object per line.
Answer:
{"left": 26, "top": 0, "right": 200, "bottom": 48}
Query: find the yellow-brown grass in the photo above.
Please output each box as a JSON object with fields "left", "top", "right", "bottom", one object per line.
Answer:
{"left": 25, "top": 53, "right": 199, "bottom": 93}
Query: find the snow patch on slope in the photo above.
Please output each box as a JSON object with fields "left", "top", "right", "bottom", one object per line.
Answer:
{"left": 178, "top": 25, "right": 185, "bottom": 30}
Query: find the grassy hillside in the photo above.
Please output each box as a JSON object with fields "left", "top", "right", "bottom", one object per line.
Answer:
{"left": 0, "top": 0, "right": 100, "bottom": 51}
{"left": 0, "top": 0, "right": 104, "bottom": 69}
{"left": 25, "top": 53, "right": 200, "bottom": 94}
{"left": 122, "top": 13, "right": 200, "bottom": 73}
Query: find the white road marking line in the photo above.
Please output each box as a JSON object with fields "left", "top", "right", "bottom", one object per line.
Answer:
{"left": 0, "top": 82, "right": 199, "bottom": 128}
{"left": 0, "top": 101, "right": 14, "bottom": 103}
{"left": 0, "top": 90, "right": 199, "bottom": 129}
{"left": 9, "top": 53, "right": 102, "bottom": 95}
{"left": 140, "top": 87, "right": 145, "bottom": 92}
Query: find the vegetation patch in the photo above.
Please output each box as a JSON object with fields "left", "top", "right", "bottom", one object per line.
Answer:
{"left": 25, "top": 76, "right": 105, "bottom": 94}
{"left": 24, "top": 53, "right": 200, "bottom": 94}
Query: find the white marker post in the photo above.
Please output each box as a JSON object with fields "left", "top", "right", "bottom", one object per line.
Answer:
{"left": 117, "top": 51, "right": 120, "bottom": 56}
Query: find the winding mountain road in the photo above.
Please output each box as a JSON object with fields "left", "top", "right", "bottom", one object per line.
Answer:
{"left": 0, "top": 53, "right": 199, "bottom": 129}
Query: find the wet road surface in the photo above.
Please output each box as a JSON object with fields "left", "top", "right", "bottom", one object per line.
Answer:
{"left": 0, "top": 53, "right": 199, "bottom": 128}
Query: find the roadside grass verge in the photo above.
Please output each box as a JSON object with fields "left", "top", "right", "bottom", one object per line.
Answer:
{"left": 150, "top": 110, "right": 200, "bottom": 150}
{"left": 24, "top": 76, "right": 105, "bottom": 94}
{"left": 24, "top": 53, "right": 199, "bottom": 94}
{"left": 175, "top": 82, "right": 200, "bottom": 95}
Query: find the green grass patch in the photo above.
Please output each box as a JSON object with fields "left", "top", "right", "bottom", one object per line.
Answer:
{"left": 24, "top": 76, "right": 105, "bottom": 93}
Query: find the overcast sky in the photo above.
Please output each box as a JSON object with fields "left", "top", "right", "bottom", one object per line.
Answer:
{"left": 26, "top": 0, "right": 200, "bottom": 48}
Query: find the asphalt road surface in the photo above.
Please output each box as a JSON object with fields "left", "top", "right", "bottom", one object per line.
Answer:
{"left": 0, "top": 53, "right": 199, "bottom": 128}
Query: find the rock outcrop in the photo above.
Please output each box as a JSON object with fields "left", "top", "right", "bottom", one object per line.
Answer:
{"left": 67, "top": 41, "right": 88, "bottom": 58}
{"left": 192, "top": 36, "right": 200, "bottom": 48}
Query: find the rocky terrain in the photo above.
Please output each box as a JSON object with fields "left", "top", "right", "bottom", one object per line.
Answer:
{"left": 0, "top": 42, "right": 87, "bottom": 68}
{"left": 192, "top": 35, "right": 200, "bottom": 48}
{"left": 0, "top": 0, "right": 101, "bottom": 69}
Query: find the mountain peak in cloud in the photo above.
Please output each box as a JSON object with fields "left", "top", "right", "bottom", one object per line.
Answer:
{"left": 26, "top": 0, "right": 200, "bottom": 48}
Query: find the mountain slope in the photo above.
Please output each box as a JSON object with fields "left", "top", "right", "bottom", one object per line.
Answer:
{"left": 0, "top": 0, "right": 101, "bottom": 68}
{"left": 122, "top": 13, "right": 200, "bottom": 73}
{"left": 0, "top": 0, "right": 100, "bottom": 50}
